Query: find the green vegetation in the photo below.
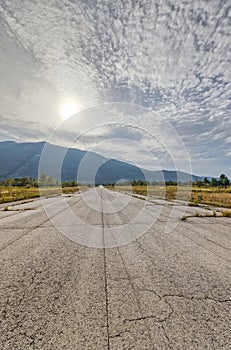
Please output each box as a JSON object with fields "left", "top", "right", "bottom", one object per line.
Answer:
{"left": 106, "top": 174, "right": 231, "bottom": 209}
{"left": 1, "top": 173, "right": 230, "bottom": 208}
{"left": 0, "top": 174, "right": 79, "bottom": 189}
{"left": 194, "top": 174, "right": 230, "bottom": 188}
{"left": 0, "top": 175, "right": 89, "bottom": 204}
{"left": 0, "top": 185, "right": 85, "bottom": 204}
{"left": 0, "top": 177, "right": 39, "bottom": 187}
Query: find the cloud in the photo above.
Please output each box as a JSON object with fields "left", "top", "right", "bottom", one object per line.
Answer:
{"left": 0, "top": 0, "right": 230, "bottom": 176}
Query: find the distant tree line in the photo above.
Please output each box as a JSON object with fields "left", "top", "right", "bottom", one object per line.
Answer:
{"left": 0, "top": 174, "right": 229, "bottom": 188}
{"left": 108, "top": 180, "right": 181, "bottom": 187}
{"left": 0, "top": 175, "right": 78, "bottom": 188}
{"left": 0, "top": 177, "right": 39, "bottom": 187}
{"left": 194, "top": 174, "right": 230, "bottom": 188}
{"left": 107, "top": 174, "right": 230, "bottom": 188}
{"left": 130, "top": 180, "right": 180, "bottom": 186}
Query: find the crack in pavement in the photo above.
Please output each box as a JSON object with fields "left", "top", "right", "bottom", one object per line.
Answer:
{"left": 200, "top": 235, "right": 231, "bottom": 251}
{"left": 1, "top": 249, "right": 82, "bottom": 343}
{"left": 135, "top": 239, "right": 230, "bottom": 302}
{"left": 162, "top": 293, "right": 231, "bottom": 303}
{"left": 0, "top": 196, "right": 82, "bottom": 253}
{"left": 123, "top": 308, "right": 174, "bottom": 323}
{"left": 102, "top": 235, "right": 159, "bottom": 347}
{"left": 119, "top": 236, "right": 230, "bottom": 347}
{"left": 1, "top": 188, "right": 230, "bottom": 349}
{"left": 100, "top": 189, "right": 110, "bottom": 350}
{"left": 177, "top": 228, "right": 231, "bottom": 265}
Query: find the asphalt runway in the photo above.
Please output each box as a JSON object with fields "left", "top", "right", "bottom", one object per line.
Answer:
{"left": 0, "top": 187, "right": 230, "bottom": 349}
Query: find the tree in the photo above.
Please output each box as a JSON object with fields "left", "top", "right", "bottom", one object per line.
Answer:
{"left": 210, "top": 177, "right": 218, "bottom": 187}
{"left": 203, "top": 177, "right": 210, "bottom": 185}
{"left": 218, "top": 174, "right": 229, "bottom": 188}
{"left": 13, "top": 177, "right": 29, "bottom": 186}
{"left": 61, "top": 180, "right": 77, "bottom": 188}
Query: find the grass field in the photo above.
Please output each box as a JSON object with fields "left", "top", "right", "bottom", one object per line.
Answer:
{"left": 0, "top": 186, "right": 87, "bottom": 204}
{"left": 106, "top": 185, "right": 231, "bottom": 208}
{"left": 1, "top": 185, "right": 231, "bottom": 209}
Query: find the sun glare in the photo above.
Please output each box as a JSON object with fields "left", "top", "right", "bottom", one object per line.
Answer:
{"left": 60, "top": 100, "right": 80, "bottom": 120}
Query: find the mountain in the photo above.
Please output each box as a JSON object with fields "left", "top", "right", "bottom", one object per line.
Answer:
{"left": 0, "top": 141, "right": 200, "bottom": 183}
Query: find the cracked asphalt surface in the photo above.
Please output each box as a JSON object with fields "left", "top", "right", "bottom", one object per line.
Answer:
{"left": 0, "top": 187, "right": 230, "bottom": 349}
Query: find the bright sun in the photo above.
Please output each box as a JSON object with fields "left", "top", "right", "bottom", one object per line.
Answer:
{"left": 60, "top": 100, "right": 80, "bottom": 120}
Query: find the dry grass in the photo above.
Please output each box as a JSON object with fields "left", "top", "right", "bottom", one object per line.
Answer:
{"left": 222, "top": 210, "right": 231, "bottom": 217}
{"left": 190, "top": 187, "right": 231, "bottom": 208}
{"left": 2, "top": 184, "right": 230, "bottom": 208}
{"left": 107, "top": 185, "right": 231, "bottom": 208}
{"left": 107, "top": 185, "right": 191, "bottom": 201}
{"left": 0, "top": 186, "right": 88, "bottom": 204}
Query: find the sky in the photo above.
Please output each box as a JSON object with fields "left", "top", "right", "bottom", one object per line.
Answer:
{"left": 0, "top": 0, "right": 230, "bottom": 177}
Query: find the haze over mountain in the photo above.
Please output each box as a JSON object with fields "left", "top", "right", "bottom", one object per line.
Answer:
{"left": 0, "top": 141, "right": 200, "bottom": 184}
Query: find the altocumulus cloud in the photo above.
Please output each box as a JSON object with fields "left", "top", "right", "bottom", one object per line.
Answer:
{"left": 0, "top": 0, "right": 230, "bottom": 176}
